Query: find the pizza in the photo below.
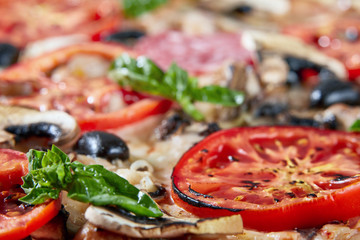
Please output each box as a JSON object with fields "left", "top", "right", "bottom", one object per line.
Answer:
{"left": 1, "top": 0, "right": 360, "bottom": 239}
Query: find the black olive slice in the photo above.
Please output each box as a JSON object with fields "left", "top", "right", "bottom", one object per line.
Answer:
{"left": 74, "top": 131, "right": 129, "bottom": 161}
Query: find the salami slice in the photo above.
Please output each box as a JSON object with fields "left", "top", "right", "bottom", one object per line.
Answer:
{"left": 134, "top": 31, "right": 254, "bottom": 75}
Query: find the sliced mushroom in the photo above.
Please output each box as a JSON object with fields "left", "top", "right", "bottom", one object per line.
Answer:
{"left": 85, "top": 206, "right": 243, "bottom": 238}
{"left": 0, "top": 105, "right": 80, "bottom": 151}
{"left": 242, "top": 30, "right": 347, "bottom": 79}
{"left": 259, "top": 54, "right": 289, "bottom": 87}
{"left": 315, "top": 103, "right": 360, "bottom": 131}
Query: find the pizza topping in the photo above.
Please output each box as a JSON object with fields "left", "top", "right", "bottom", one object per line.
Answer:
{"left": 172, "top": 126, "right": 360, "bottom": 231}
{"left": 84, "top": 205, "right": 243, "bottom": 238}
{"left": 244, "top": 30, "right": 347, "bottom": 79}
{"left": 134, "top": 31, "right": 254, "bottom": 75}
{"left": 154, "top": 113, "right": 191, "bottom": 140}
{"left": 122, "top": 0, "right": 168, "bottom": 18}
{"left": 74, "top": 131, "right": 130, "bottom": 161}
{"left": 200, "top": 0, "right": 290, "bottom": 16}
{"left": 310, "top": 79, "right": 360, "bottom": 107}
{"left": 0, "top": 105, "right": 80, "bottom": 151}
{"left": 108, "top": 54, "right": 244, "bottom": 121}
{"left": 0, "top": 148, "right": 61, "bottom": 239}
{"left": 196, "top": 61, "right": 257, "bottom": 122}
{"left": 102, "top": 29, "right": 145, "bottom": 46}
{"left": 0, "top": 43, "right": 19, "bottom": 68}
{"left": 316, "top": 104, "right": 360, "bottom": 131}
{"left": 20, "top": 145, "right": 162, "bottom": 218}
{"left": 254, "top": 103, "right": 287, "bottom": 118}
{"left": 0, "top": 0, "right": 121, "bottom": 47}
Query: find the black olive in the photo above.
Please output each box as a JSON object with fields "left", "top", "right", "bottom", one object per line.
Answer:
{"left": 288, "top": 115, "right": 321, "bottom": 128}
{"left": 310, "top": 79, "right": 359, "bottom": 107}
{"left": 317, "top": 68, "right": 339, "bottom": 82}
{"left": 285, "top": 56, "right": 320, "bottom": 73}
{"left": 74, "top": 131, "right": 129, "bottom": 161}
{"left": 324, "top": 89, "right": 360, "bottom": 106}
{"left": 102, "top": 30, "right": 145, "bottom": 45}
{"left": 286, "top": 70, "right": 300, "bottom": 86}
{"left": 0, "top": 43, "right": 19, "bottom": 67}
{"left": 232, "top": 5, "right": 253, "bottom": 14}
{"left": 254, "top": 103, "right": 287, "bottom": 118}
{"left": 5, "top": 123, "right": 62, "bottom": 142}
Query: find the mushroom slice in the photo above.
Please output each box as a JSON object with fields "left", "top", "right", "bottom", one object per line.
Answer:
{"left": 85, "top": 206, "right": 243, "bottom": 238}
{"left": 315, "top": 103, "right": 360, "bottom": 131}
{"left": 0, "top": 105, "right": 80, "bottom": 151}
{"left": 242, "top": 30, "right": 347, "bottom": 79}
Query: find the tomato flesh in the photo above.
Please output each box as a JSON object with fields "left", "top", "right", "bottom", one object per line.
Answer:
{"left": 0, "top": 43, "right": 172, "bottom": 131}
{"left": 0, "top": 149, "right": 61, "bottom": 239}
{"left": 171, "top": 126, "right": 360, "bottom": 231}
{"left": 77, "top": 98, "right": 173, "bottom": 131}
{"left": 0, "top": 149, "right": 28, "bottom": 190}
{"left": 0, "top": 0, "right": 122, "bottom": 47}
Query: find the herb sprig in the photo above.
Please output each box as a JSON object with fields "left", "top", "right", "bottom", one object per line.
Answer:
{"left": 350, "top": 119, "right": 360, "bottom": 132}
{"left": 20, "top": 145, "right": 162, "bottom": 218}
{"left": 108, "top": 54, "right": 244, "bottom": 121}
{"left": 123, "top": 0, "right": 167, "bottom": 17}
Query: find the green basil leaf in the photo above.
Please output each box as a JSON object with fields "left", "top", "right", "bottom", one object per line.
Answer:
{"left": 350, "top": 119, "right": 360, "bottom": 132}
{"left": 20, "top": 146, "right": 162, "bottom": 218}
{"left": 20, "top": 186, "right": 60, "bottom": 205}
{"left": 194, "top": 85, "right": 245, "bottom": 107}
{"left": 109, "top": 54, "right": 245, "bottom": 121}
{"left": 68, "top": 164, "right": 162, "bottom": 216}
{"left": 123, "top": 0, "right": 168, "bottom": 18}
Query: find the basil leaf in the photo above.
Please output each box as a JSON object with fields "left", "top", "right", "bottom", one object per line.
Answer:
{"left": 123, "top": 0, "right": 167, "bottom": 17}
{"left": 20, "top": 186, "right": 61, "bottom": 205}
{"left": 194, "top": 85, "right": 245, "bottom": 107}
{"left": 109, "top": 54, "right": 245, "bottom": 121}
{"left": 20, "top": 146, "right": 162, "bottom": 218}
{"left": 350, "top": 119, "right": 360, "bottom": 132}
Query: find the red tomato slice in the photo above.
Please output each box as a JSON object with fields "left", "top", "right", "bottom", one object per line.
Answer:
{"left": 0, "top": 149, "right": 28, "bottom": 190}
{"left": 0, "top": 42, "right": 171, "bottom": 130}
{"left": 171, "top": 126, "right": 360, "bottom": 231}
{"left": 78, "top": 98, "right": 173, "bottom": 131}
{"left": 0, "top": 0, "right": 122, "bottom": 47}
{"left": 134, "top": 31, "right": 254, "bottom": 75}
{"left": 0, "top": 149, "right": 61, "bottom": 239}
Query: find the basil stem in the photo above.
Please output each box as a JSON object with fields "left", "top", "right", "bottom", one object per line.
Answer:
{"left": 20, "top": 145, "right": 163, "bottom": 218}
{"left": 108, "top": 54, "right": 245, "bottom": 121}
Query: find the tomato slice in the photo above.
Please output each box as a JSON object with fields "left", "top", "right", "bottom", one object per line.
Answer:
{"left": 0, "top": 0, "right": 122, "bottom": 47}
{"left": 78, "top": 98, "right": 173, "bottom": 131}
{"left": 171, "top": 126, "right": 360, "bottom": 231}
{"left": 0, "top": 149, "right": 28, "bottom": 190}
{"left": 0, "top": 149, "right": 61, "bottom": 239}
{"left": 0, "top": 42, "right": 172, "bottom": 130}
